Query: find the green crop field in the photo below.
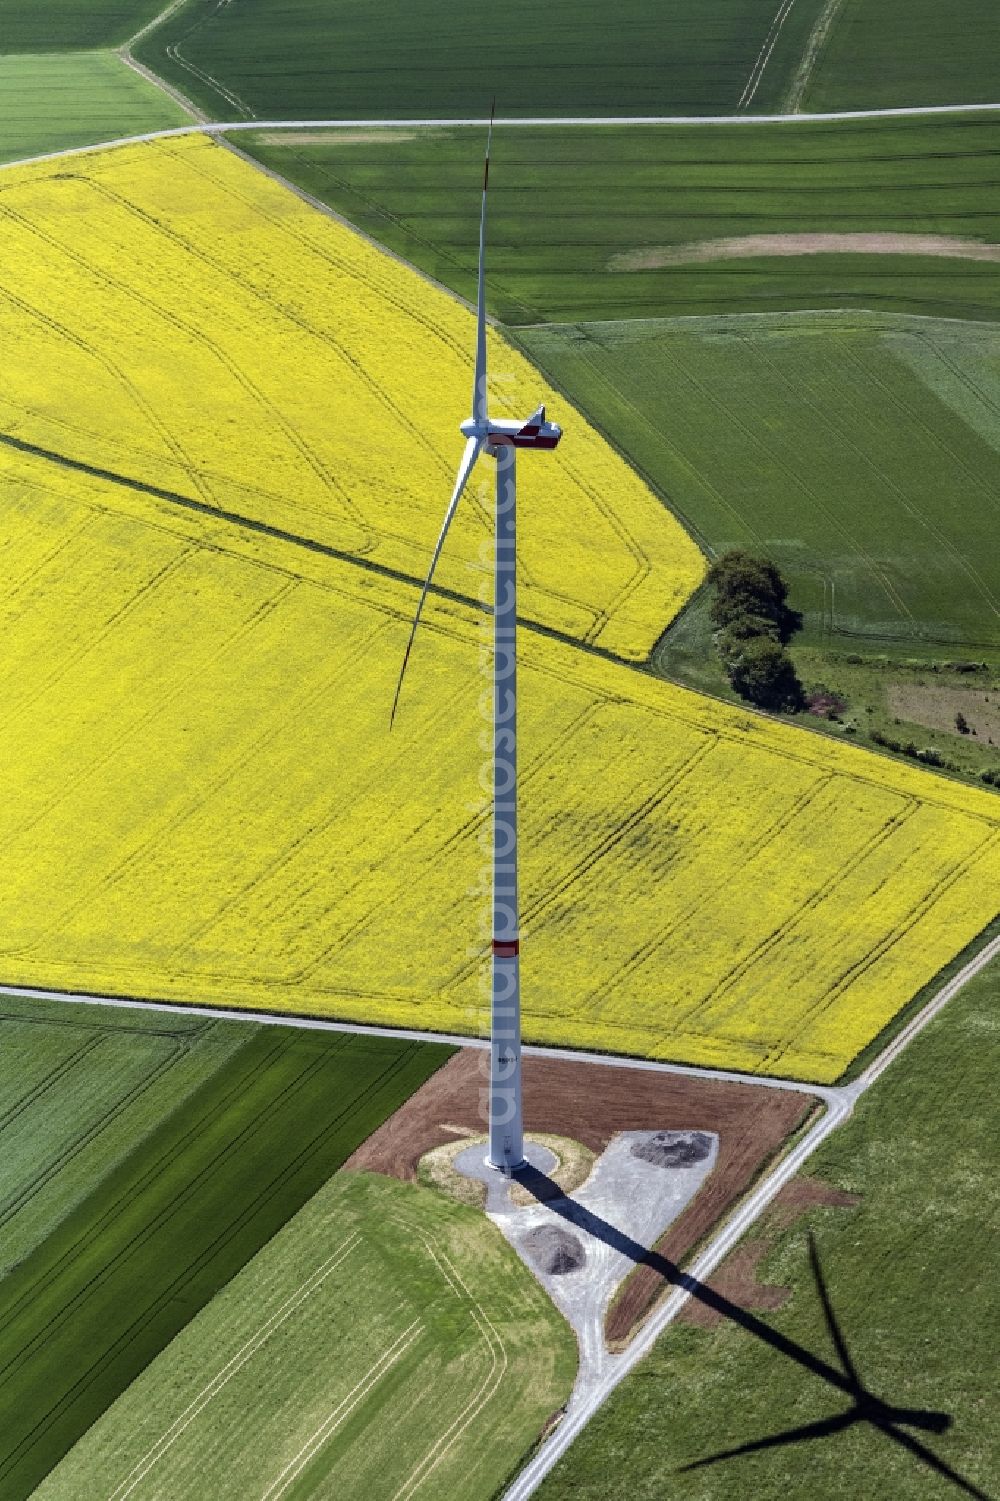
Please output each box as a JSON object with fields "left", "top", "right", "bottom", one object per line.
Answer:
{"left": 803, "top": 0, "right": 1000, "bottom": 113}
{"left": 34, "top": 1170, "right": 577, "bottom": 1501}
{"left": 0, "top": 52, "right": 187, "bottom": 166}
{"left": 0, "top": 0, "right": 163, "bottom": 50}
{"left": 517, "top": 312, "right": 1000, "bottom": 660}
{"left": 240, "top": 116, "right": 1000, "bottom": 324}
{"left": 138, "top": 0, "right": 823, "bottom": 121}
{"left": 537, "top": 955, "right": 1000, "bottom": 1500}
{"left": 0, "top": 996, "right": 449, "bottom": 1501}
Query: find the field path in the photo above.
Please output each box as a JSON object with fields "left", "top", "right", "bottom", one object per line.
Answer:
{"left": 118, "top": 0, "right": 207, "bottom": 122}
{"left": 783, "top": 0, "right": 846, "bottom": 112}
{"left": 5, "top": 102, "right": 1000, "bottom": 173}
{"left": 0, "top": 979, "right": 827, "bottom": 1100}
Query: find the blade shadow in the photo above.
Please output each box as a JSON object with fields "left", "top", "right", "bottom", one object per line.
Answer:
{"left": 514, "top": 1166, "right": 992, "bottom": 1500}
{"left": 680, "top": 1409, "right": 856, "bottom": 1470}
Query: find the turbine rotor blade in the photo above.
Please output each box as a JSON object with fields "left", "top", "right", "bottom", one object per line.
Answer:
{"left": 472, "top": 99, "right": 494, "bottom": 428}
{"left": 389, "top": 436, "right": 485, "bottom": 728}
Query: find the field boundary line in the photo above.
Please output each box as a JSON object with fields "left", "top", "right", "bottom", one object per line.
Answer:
{"left": 0, "top": 980, "right": 834, "bottom": 1099}
{"left": 118, "top": 0, "right": 206, "bottom": 122}
{"left": 7, "top": 102, "right": 1000, "bottom": 172}
{"left": 117, "top": 48, "right": 205, "bottom": 122}
{"left": 107, "top": 1232, "right": 362, "bottom": 1501}
{"left": 123, "top": 0, "right": 189, "bottom": 50}
{"left": 258, "top": 1320, "right": 423, "bottom": 1501}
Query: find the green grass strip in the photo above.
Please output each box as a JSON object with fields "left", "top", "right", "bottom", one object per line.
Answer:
{"left": 538, "top": 956, "right": 1000, "bottom": 1498}
{"left": 0, "top": 1024, "right": 451, "bottom": 1499}
{"left": 0, "top": 52, "right": 186, "bottom": 167}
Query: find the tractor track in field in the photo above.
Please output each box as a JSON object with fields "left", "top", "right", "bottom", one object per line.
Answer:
{"left": 1, "top": 924, "right": 995, "bottom": 1498}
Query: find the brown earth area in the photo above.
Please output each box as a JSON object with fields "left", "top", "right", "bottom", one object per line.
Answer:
{"left": 347, "top": 1048, "right": 815, "bottom": 1337}
{"left": 677, "top": 1175, "right": 860, "bottom": 1329}
{"left": 610, "top": 233, "right": 1000, "bottom": 271}
{"left": 887, "top": 681, "right": 1000, "bottom": 744}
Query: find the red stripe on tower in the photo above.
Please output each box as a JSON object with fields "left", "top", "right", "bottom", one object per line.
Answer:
{"left": 492, "top": 938, "right": 520, "bottom": 958}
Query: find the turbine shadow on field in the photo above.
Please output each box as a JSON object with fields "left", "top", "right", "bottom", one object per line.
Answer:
{"left": 0, "top": 431, "right": 621, "bottom": 667}
{"left": 516, "top": 1167, "right": 991, "bottom": 1499}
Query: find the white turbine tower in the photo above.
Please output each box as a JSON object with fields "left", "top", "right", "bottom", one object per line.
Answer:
{"left": 390, "top": 109, "right": 562, "bottom": 1174}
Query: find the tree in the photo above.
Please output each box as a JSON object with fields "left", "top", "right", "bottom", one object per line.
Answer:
{"left": 955, "top": 711, "right": 970, "bottom": 735}
{"left": 707, "top": 550, "right": 805, "bottom": 711}
{"left": 724, "top": 635, "right": 806, "bottom": 712}
{"left": 707, "top": 550, "right": 801, "bottom": 645}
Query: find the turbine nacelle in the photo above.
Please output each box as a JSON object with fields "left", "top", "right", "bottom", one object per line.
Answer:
{"left": 390, "top": 105, "right": 563, "bottom": 732}
{"left": 459, "top": 405, "right": 563, "bottom": 451}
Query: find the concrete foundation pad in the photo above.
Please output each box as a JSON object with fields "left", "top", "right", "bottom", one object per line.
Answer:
{"left": 453, "top": 1139, "right": 558, "bottom": 1213}
{"left": 455, "top": 1129, "right": 718, "bottom": 1400}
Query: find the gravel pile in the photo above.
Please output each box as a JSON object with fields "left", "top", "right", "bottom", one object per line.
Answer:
{"left": 521, "top": 1224, "right": 586, "bottom": 1276}
{"left": 631, "top": 1130, "right": 713, "bottom": 1169}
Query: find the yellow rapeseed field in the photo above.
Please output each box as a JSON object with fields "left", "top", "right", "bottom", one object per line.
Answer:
{"left": 0, "top": 133, "right": 703, "bottom": 662}
{"left": 1, "top": 441, "right": 996, "bottom": 1083}
{"left": 0, "top": 135, "right": 996, "bottom": 1083}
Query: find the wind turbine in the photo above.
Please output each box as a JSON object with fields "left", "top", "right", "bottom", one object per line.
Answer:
{"left": 390, "top": 107, "right": 562, "bottom": 1174}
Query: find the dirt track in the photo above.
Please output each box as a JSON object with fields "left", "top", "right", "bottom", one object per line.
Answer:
{"left": 346, "top": 1048, "right": 814, "bottom": 1338}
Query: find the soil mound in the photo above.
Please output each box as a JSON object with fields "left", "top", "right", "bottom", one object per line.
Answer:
{"left": 632, "top": 1130, "right": 713, "bottom": 1169}
{"left": 522, "top": 1225, "right": 585, "bottom": 1276}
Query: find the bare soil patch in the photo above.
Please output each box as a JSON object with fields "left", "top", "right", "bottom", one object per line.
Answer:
{"left": 677, "top": 1175, "right": 860, "bottom": 1328}
{"left": 347, "top": 1049, "right": 814, "bottom": 1338}
{"left": 610, "top": 234, "right": 1000, "bottom": 272}
{"left": 887, "top": 681, "right": 1000, "bottom": 743}
{"left": 808, "top": 688, "right": 848, "bottom": 719}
